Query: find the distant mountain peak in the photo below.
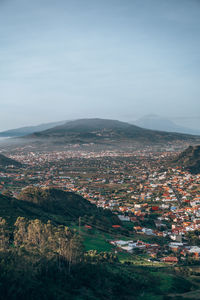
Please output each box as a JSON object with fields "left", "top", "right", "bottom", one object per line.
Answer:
{"left": 133, "top": 115, "right": 200, "bottom": 135}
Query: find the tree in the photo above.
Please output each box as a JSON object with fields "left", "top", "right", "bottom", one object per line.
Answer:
{"left": 14, "top": 217, "right": 28, "bottom": 247}
{"left": 0, "top": 218, "right": 10, "bottom": 251}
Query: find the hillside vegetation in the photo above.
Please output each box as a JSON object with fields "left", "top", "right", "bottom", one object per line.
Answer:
{"left": 173, "top": 145, "right": 200, "bottom": 174}
{"left": 0, "top": 187, "right": 120, "bottom": 230}
{"left": 0, "top": 187, "right": 198, "bottom": 299}
{"left": 0, "top": 153, "right": 22, "bottom": 168}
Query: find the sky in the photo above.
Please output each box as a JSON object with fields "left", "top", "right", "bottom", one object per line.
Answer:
{"left": 0, "top": 0, "right": 200, "bottom": 131}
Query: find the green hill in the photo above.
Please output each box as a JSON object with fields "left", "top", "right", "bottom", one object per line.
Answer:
{"left": 0, "top": 187, "right": 120, "bottom": 229}
{"left": 0, "top": 153, "right": 22, "bottom": 168}
{"left": 173, "top": 145, "right": 200, "bottom": 174}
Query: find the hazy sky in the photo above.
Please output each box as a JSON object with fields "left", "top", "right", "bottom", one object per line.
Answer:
{"left": 0, "top": 0, "right": 200, "bottom": 130}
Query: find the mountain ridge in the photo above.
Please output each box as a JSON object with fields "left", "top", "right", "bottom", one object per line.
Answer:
{"left": 0, "top": 120, "right": 66, "bottom": 137}
{"left": 25, "top": 118, "right": 200, "bottom": 145}
{"left": 133, "top": 114, "right": 200, "bottom": 135}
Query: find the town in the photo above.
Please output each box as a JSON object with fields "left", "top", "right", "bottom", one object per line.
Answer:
{"left": 1, "top": 145, "right": 200, "bottom": 265}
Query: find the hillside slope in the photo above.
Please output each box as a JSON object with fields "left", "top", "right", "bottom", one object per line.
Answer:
{"left": 0, "top": 187, "right": 120, "bottom": 229}
{"left": 173, "top": 145, "right": 200, "bottom": 174}
{"left": 0, "top": 120, "right": 66, "bottom": 137}
{"left": 0, "top": 153, "right": 22, "bottom": 168}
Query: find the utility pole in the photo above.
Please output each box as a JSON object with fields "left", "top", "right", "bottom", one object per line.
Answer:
{"left": 79, "top": 217, "right": 81, "bottom": 235}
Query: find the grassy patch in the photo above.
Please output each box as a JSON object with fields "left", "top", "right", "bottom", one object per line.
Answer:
{"left": 74, "top": 227, "right": 113, "bottom": 252}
